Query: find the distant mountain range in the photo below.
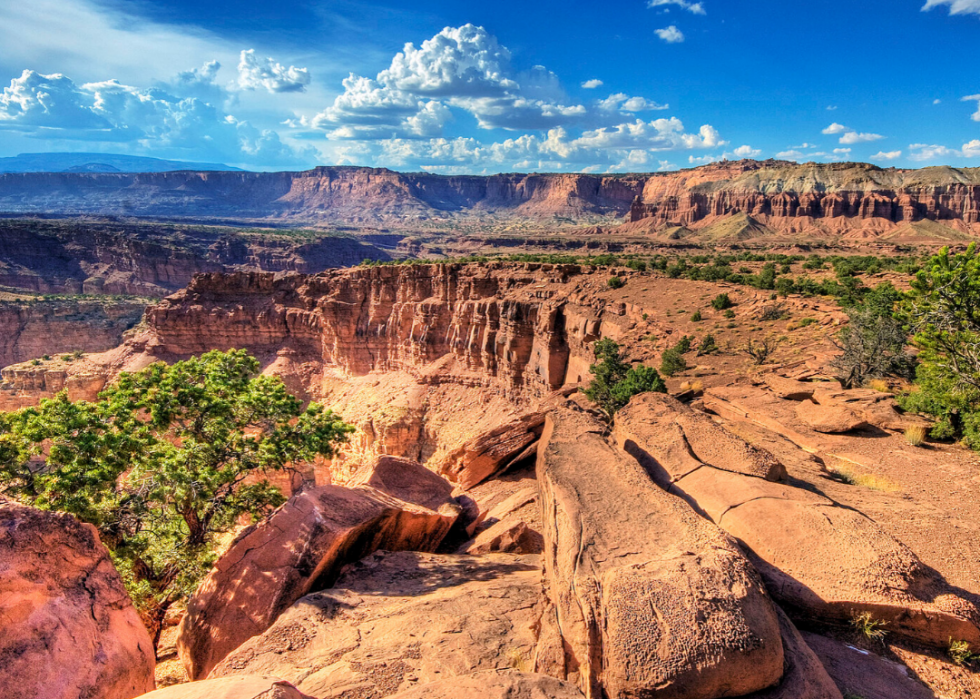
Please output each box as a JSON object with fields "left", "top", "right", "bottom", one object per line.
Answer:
{"left": 0, "top": 152, "right": 242, "bottom": 173}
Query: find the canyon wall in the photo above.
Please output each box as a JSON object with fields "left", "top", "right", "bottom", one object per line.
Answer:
{"left": 0, "top": 299, "right": 145, "bottom": 369}
{"left": 1, "top": 161, "right": 978, "bottom": 233}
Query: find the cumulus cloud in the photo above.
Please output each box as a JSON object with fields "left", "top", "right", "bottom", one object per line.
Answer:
{"left": 833, "top": 148, "right": 852, "bottom": 155}
{"left": 822, "top": 122, "right": 848, "bottom": 134}
{"left": 581, "top": 79, "right": 603, "bottom": 89}
{"left": 732, "top": 145, "right": 761, "bottom": 157}
{"left": 647, "top": 0, "right": 706, "bottom": 14}
{"left": 597, "top": 93, "right": 669, "bottom": 113}
{"left": 871, "top": 150, "right": 902, "bottom": 160}
{"left": 0, "top": 68, "right": 317, "bottom": 167}
{"left": 776, "top": 150, "right": 806, "bottom": 160}
{"left": 826, "top": 105, "right": 838, "bottom": 111}
{"left": 655, "top": 26, "right": 685, "bottom": 43}
{"left": 907, "top": 142, "right": 980, "bottom": 161}
{"left": 922, "top": 0, "right": 980, "bottom": 16}
{"left": 964, "top": 139, "right": 980, "bottom": 156}
{"left": 237, "top": 49, "right": 311, "bottom": 93}
{"left": 963, "top": 94, "right": 980, "bottom": 121}
{"left": 839, "top": 131, "right": 884, "bottom": 144}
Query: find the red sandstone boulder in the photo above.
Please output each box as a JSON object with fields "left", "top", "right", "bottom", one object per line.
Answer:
{"left": 744, "top": 609, "right": 842, "bottom": 699}
{"left": 537, "top": 405, "right": 785, "bottom": 699}
{"left": 763, "top": 374, "right": 817, "bottom": 401}
{"left": 348, "top": 455, "right": 460, "bottom": 517}
{"left": 178, "top": 467, "right": 461, "bottom": 680}
{"left": 134, "top": 676, "right": 314, "bottom": 699}
{"left": 460, "top": 518, "right": 542, "bottom": 554}
{"left": 438, "top": 412, "right": 545, "bottom": 490}
{"left": 210, "top": 551, "right": 543, "bottom": 698}
{"left": 615, "top": 393, "right": 980, "bottom": 652}
{"left": 795, "top": 399, "right": 868, "bottom": 433}
{"left": 386, "top": 670, "right": 585, "bottom": 699}
{"left": 0, "top": 500, "right": 156, "bottom": 699}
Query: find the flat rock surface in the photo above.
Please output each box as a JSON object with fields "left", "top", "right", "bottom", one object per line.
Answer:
{"left": 178, "top": 474, "right": 460, "bottom": 680}
{"left": 386, "top": 670, "right": 585, "bottom": 698}
{"left": 210, "top": 551, "right": 543, "bottom": 699}
{"left": 134, "top": 676, "right": 314, "bottom": 699}
{"left": 537, "top": 405, "right": 785, "bottom": 699}
{"left": 0, "top": 500, "right": 155, "bottom": 699}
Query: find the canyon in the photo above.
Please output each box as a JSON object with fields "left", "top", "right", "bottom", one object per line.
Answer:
{"left": 0, "top": 161, "right": 977, "bottom": 243}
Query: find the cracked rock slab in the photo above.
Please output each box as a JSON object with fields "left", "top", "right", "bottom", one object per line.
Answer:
{"left": 537, "top": 405, "right": 785, "bottom": 699}
{"left": 209, "top": 551, "right": 543, "bottom": 699}
{"left": 178, "top": 463, "right": 461, "bottom": 680}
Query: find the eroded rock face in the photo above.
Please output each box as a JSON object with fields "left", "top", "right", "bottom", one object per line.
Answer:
{"left": 0, "top": 500, "right": 156, "bottom": 699}
{"left": 386, "top": 670, "right": 585, "bottom": 699}
{"left": 795, "top": 399, "right": 868, "bottom": 433}
{"left": 800, "top": 633, "right": 934, "bottom": 699}
{"left": 210, "top": 551, "right": 543, "bottom": 699}
{"left": 133, "top": 676, "right": 314, "bottom": 699}
{"left": 178, "top": 464, "right": 461, "bottom": 680}
{"left": 536, "top": 406, "right": 785, "bottom": 699}
{"left": 437, "top": 412, "right": 545, "bottom": 490}
{"left": 616, "top": 392, "right": 980, "bottom": 651}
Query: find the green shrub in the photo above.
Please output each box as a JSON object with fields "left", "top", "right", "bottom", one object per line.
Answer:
{"left": 583, "top": 339, "right": 666, "bottom": 418}
{"left": 673, "top": 335, "right": 693, "bottom": 354}
{"left": 660, "top": 348, "right": 688, "bottom": 377}
{"left": 711, "top": 293, "right": 733, "bottom": 310}
{"left": 690, "top": 310, "right": 702, "bottom": 322}
{"left": 798, "top": 317, "right": 816, "bottom": 327}
{"left": 607, "top": 276, "right": 624, "bottom": 289}
{"left": 697, "top": 334, "right": 718, "bottom": 356}
{"left": 724, "top": 309, "right": 736, "bottom": 319}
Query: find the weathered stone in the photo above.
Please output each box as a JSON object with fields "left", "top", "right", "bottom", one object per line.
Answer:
{"left": 459, "top": 519, "right": 542, "bottom": 554}
{"left": 795, "top": 399, "right": 868, "bottom": 433}
{"left": 348, "top": 455, "right": 460, "bottom": 517}
{"left": 386, "top": 670, "right": 585, "bottom": 699}
{"left": 210, "top": 552, "right": 543, "bottom": 699}
{"left": 438, "top": 412, "right": 545, "bottom": 490}
{"left": 0, "top": 499, "right": 155, "bottom": 699}
{"left": 134, "top": 676, "right": 314, "bottom": 699}
{"left": 537, "top": 405, "right": 785, "bottom": 699}
{"left": 763, "top": 374, "right": 817, "bottom": 401}
{"left": 616, "top": 393, "right": 980, "bottom": 652}
{"left": 178, "top": 474, "right": 460, "bottom": 680}
{"left": 801, "top": 632, "right": 934, "bottom": 699}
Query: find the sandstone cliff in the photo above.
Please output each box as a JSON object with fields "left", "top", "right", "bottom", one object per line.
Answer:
{"left": 1, "top": 161, "right": 978, "bottom": 239}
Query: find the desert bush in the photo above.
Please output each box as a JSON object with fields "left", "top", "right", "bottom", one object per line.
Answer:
{"left": 711, "top": 293, "right": 733, "bottom": 310}
{"left": 866, "top": 379, "right": 891, "bottom": 393}
{"left": 724, "top": 309, "right": 736, "bottom": 319}
{"left": 697, "top": 334, "right": 718, "bottom": 356}
{"left": 0, "top": 349, "right": 354, "bottom": 645}
{"left": 797, "top": 317, "right": 817, "bottom": 327}
{"left": 758, "top": 303, "right": 788, "bottom": 321}
{"left": 583, "top": 339, "right": 666, "bottom": 419}
{"left": 904, "top": 424, "right": 927, "bottom": 446}
{"left": 775, "top": 277, "right": 796, "bottom": 297}
{"left": 949, "top": 639, "right": 979, "bottom": 666}
{"left": 690, "top": 310, "right": 702, "bottom": 322}
{"left": 742, "top": 336, "right": 780, "bottom": 365}
{"left": 607, "top": 276, "right": 624, "bottom": 289}
{"left": 660, "top": 348, "right": 688, "bottom": 377}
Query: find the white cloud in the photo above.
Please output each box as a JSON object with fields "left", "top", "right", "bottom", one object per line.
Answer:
{"left": 964, "top": 140, "right": 980, "bottom": 157}
{"left": 909, "top": 143, "right": 960, "bottom": 161}
{"left": 597, "top": 93, "right": 668, "bottom": 113}
{"left": 839, "top": 131, "right": 884, "bottom": 144}
{"left": 871, "top": 150, "right": 902, "bottom": 160}
{"left": 689, "top": 154, "right": 721, "bottom": 165}
{"left": 790, "top": 142, "right": 817, "bottom": 149}
{"left": 732, "top": 145, "right": 761, "bottom": 157}
{"left": 647, "top": 0, "right": 706, "bottom": 14}
{"left": 922, "top": 0, "right": 980, "bottom": 16}
{"left": 826, "top": 105, "right": 838, "bottom": 111}
{"left": 963, "top": 94, "right": 980, "bottom": 121}
{"left": 237, "top": 49, "right": 311, "bottom": 93}
{"left": 0, "top": 68, "right": 317, "bottom": 167}
{"left": 934, "top": 98, "right": 942, "bottom": 104}
{"left": 657, "top": 159, "right": 677, "bottom": 171}
{"left": 776, "top": 150, "right": 806, "bottom": 160}
{"left": 833, "top": 148, "right": 852, "bottom": 155}
{"left": 655, "top": 26, "right": 685, "bottom": 43}
{"left": 822, "top": 122, "right": 848, "bottom": 134}
{"left": 581, "top": 79, "right": 603, "bottom": 89}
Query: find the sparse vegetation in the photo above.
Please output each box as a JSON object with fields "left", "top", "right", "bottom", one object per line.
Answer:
{"left": 850, "top": 611, "right": 888, "bottom": 641}
{"left": 697, "top": 334, "right": 718, "bottom": 356}
{"left": 607, "top": 276, "right": 624, "bottom": 289}
{"left": 724, "top": 309, "right": 736, "bottom": 319}
{"left": 742, "top": 336, "right": 780, "bottom": 365}
{"left": 904, "top": 424, "right": 927, "bottom": 447}
{"left": 797, "top": 317, "right": 817, "bottom": 327}
{"left": 711, "top": 293, "right": 733, "bottom": 310}
{"left": 948, "top": 639, "right": 979, "bottom": 666}
{"left": 758, "top": 303, "right": 788, "bottom": 322}
{"left": 583, "top": 339, "right": 666, "bottom": 419}
{"left": 690, "top": 310, "right": 702, "bottom": 322}
{"left": 660, "top": 348, "right": 688, "bottom": 378}
{"left": 866, "top": 379, "right": 891, "bottom": 393}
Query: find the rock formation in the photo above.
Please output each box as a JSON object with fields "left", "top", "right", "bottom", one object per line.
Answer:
{"left": 178, "top": 458, "right": 461, "bottom": 679}
{"left": 209, "top": 551, "right": 544, "bottom": 698}
{"left": 385, "top": 671, "right": 586, "bottom": 699}
{"left": 0, "top": 499, "right": 156, "bottom": 699}
{"left": 536, "top": 405, "right": 785, "bottom": 699}
{"left": 133, "top": 676, "right": 314, "bottom": 699}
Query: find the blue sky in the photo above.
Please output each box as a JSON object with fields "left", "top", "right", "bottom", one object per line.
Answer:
{"left": 0, "top": 0, "right": 978, "bottom": 172}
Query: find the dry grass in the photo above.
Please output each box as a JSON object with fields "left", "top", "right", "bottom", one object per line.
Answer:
{"left": 506, "top": 647, "right": 531, "bottom": 672}
{"left": 830, "top": 464, "right": 900, "bottom": 492}
{"left": 866, "top": 379, "right": 892, "bottom": 393}
{"left": 905, "top": 424, "right": 928, "bottom": 447}
{"left": 850, "top": 611, "right": 888, "bottom": 642}
{"left": 949, "top": 639, "right": 979, "bottom": 666}
{"left": 689, "top": 379, "right": 704, "bottom": 392}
